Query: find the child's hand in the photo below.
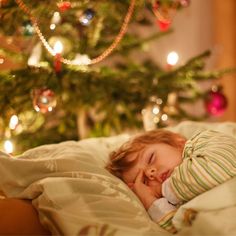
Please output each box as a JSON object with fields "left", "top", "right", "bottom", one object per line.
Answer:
{"left": 129, "top": 169, "right": 158, "bottom": 209}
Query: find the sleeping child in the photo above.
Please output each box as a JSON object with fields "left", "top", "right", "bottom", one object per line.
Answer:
{"left": 105, "top": 129, "right": 236, "bottom": 232}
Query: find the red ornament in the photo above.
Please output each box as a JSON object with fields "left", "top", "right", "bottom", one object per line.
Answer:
{"left": 156, "top": 19, "right": 171, "bottom": 31}
{"left": 54, "top": 53, "right": 62, "bottom": 73}
{"left": 33, "top": 88, "right": 57, "bottom": 113}
{"left": 205, "top": 88, "right": 228, "bottom": 116}
{"left": 57, "top": 1, "right": 71, "bottom": 12}
{"left": 152, "top": 1, "right": 172, "bottom": 31}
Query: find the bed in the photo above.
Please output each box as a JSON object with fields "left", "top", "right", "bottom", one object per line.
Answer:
{"left": 1, "top": 121, "right": 236, "bottom": 235}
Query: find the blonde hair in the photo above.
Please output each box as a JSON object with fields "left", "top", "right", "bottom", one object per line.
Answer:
{"left": 105, "top": 129, "right": 185, "bottom": 179}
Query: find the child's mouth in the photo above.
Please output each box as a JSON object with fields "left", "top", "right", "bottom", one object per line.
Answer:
{"left": 160, "top": 170, "right": 170, "bottom": 182}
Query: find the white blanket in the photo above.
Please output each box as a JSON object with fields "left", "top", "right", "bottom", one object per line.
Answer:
{"left": 175, "top": 177, "right": 236, "bottom": 235}
{"left": 0, "top": 137, "right": 165, "bottom": 236}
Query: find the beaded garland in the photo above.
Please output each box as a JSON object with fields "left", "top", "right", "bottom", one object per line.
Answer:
{"left": 15, "top": 0, "right": 136, "bottom": 66}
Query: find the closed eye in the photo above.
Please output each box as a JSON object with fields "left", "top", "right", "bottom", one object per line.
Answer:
{"left": 148, "top": 153, "right": 155, "bottom": 164}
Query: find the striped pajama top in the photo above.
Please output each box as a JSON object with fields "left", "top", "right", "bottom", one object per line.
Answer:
{"left": 170, "top": 129, "right": 236, "bottom": 202}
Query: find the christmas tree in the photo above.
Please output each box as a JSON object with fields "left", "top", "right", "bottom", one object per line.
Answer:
{"left": 0, "top": 0, "right": 231, "bottom": 154}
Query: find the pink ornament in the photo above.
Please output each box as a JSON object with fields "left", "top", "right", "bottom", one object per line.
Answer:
{"left": 205, "top": 90, "right": 228, "bottom": 116}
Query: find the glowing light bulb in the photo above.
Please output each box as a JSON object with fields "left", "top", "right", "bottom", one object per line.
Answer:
{"left": 167, "top": 51, "right": 179, "bottom": 66}
{"left": 50, "top": 24, "right": 56, "bottom": 30}
{"left": 161, "top": 114, "right": 168, "bottom": 121}
{"left": 53, "top": 40, "right": 63, "bottom": 54}
{"left": 9, "top": 115, "right": 19, "bottom": 130}
{"left": 52, "top": 12, "right": 61, "bottom": 24}
{"left": 152, "top": 106, "right": 160, "bottom": 115}
{"left": 4, "top": 140, "right": 14, "bottom": 154}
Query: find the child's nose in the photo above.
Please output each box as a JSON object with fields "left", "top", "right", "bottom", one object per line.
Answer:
{"left": 145, "top": 167, "right": 157, "bottom": 180}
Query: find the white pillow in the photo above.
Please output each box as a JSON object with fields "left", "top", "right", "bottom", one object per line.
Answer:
{"left": 166, "top": 120, "right": 236, "bottom": 139}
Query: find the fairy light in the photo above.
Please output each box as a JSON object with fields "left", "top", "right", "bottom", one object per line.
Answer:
{"left": 80, "top": 17, "right": 89, "bottom": 26}
{"left": 152, "top": 105, "right": 160, "bottom": 115}
{"left": 161, "top": 114, "right": 168, "bottom": 121}
{"left": 153, "top": 116, "right": 160, "bottom": 124}
{"left": 50, "top": 11, "right": 61, "bottom": 30}
{"left": 50, "top": 24, "right": 56, "bottom": 30}
{"left": 167, "top": 51, "right": 179, "bottom": 66}
{"left": 53, "top": 40, "right": 63, "bottom": 54}
{"left": 0, "top": 58, "right": 4, "bottom": 64}
{"left": 52, "top": 12, "right": 61, "bottom": 24}
{"left": 4, "top": 140, "right": 14, "bottom": 154}
{"left": 9, "top": 115, "right": 19, "bottom": 130}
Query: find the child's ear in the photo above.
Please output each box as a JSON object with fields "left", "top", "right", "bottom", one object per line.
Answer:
{"left": 177, "top": 136, "right": 187, "bottom": 150}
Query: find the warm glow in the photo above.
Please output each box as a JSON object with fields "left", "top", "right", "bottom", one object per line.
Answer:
{"left": 161, "top": 114, "right": 168, "bottom": 121}
{"left": 53, "top": 40, "right": 63, "bottom": 54}
{"left": 28, "top": 56, "right": 38, "bottom": 66}
{"left": 4, "top": 140, "right": 14, "bottom": 154}
{"left": 167, "top": 51, "right": 179, "bottom": 65}
{"left": 9, "top": 115, "right": 19, "bottom": 130}
{"left": 27, "top": 43, "right": 42, "bottom": 66}
{"left": 72, "top": 54, "right": 91, "bottom": 66}
{"left": 0, "top": 58, "right": 4, "bottom": 64}
{"left": 52, "top": 12, "right": 61, "bottom": 24}
{"left": 153, "top": 116, "right": 160, "bottom": 124}
{"left": 152, "top": 106, "right": 160, "bottom": 115}
{"left": 50, "top": 24, "right": 56, "bottom": 30}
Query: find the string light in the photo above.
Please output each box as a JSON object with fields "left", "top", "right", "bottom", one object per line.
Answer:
{"left": 9, "top": 115, "right": 19, "bottom": 130}
{"left": 0, "top": 58, "right": 4, "bottom": 64}
{"left": 161, "top": 114, "right": 168, "bottom": 121}
{"left": 4, "top": 140, "right": 14, "bottom": 154}
{"left": 50, "top": 24, "right": 56, "bottom": 30}
{"left": 167, "top": 51, "right": 179, "bottom": 66}
{"left": 51, "top": 12, "right": 61, "bottom": 24}
{"left": 53, "top": 40, "right": 63, "bottom": 54}
{"left": 50, "top": 11, "right": 61, "bottom": 30}
{"left": 152, "top": 105, "right": 160, "bottom": 115}
{"left": 15, "top": 0, "right": 136, "bottom": 65}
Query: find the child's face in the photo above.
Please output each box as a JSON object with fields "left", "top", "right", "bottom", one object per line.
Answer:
{"left": 122, "top": 143, "right": 183, "bottom": 198}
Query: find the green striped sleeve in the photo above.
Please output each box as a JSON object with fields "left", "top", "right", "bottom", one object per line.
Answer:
{"left": 170, "top": 130, "right": 236, "bottom": 202}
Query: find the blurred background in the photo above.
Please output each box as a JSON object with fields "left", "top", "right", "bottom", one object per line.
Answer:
{"left": 147, "top": 0, "right": 236, "bottom": 121}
